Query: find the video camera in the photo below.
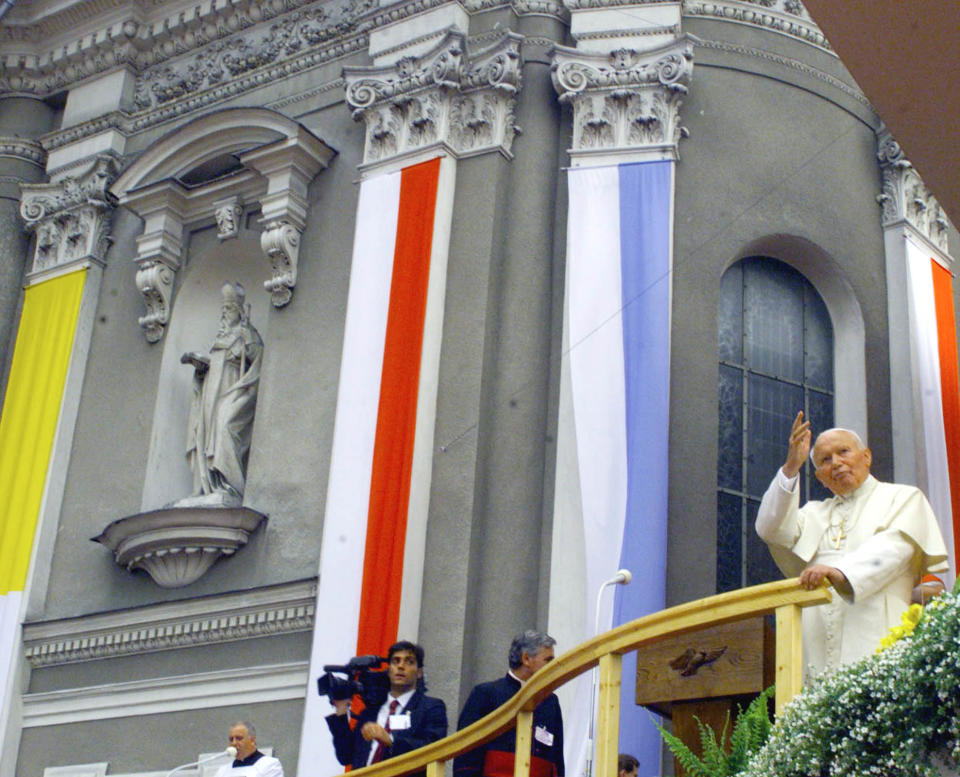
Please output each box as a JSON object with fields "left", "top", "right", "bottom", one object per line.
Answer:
{"left": 317, "top": 654, "right": 391, "bottom": 708}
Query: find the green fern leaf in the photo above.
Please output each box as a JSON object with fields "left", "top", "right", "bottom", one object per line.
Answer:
{"left": 654, "top": 719, "right": 709, "bottom": 777}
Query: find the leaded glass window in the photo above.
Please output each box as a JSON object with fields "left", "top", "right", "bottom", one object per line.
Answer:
{"left": 716, "top": 257, "right": 835, "bottom": 592}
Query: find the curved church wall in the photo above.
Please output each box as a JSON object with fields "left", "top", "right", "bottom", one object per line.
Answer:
{"left": 1, "top": 0, "right": 958, "bottom": 775}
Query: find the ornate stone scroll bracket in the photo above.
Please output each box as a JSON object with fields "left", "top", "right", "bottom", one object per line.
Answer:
{"left": 92, "top": 506, "right": 267, "bottom": 588}
{"left": 876, "top": 128, "right": 950, "bottom": 252}
{"left": 260, "top": 221, "right": 301, "bottom": 307}
{"left": 136, "top": 259, "right": 178, "bottom": 344}
{"left": 240, "top": 129, "right": 335, "bottom": 307}
{"left": 551, "top": 38, "right": 694, "bottom": 161}
{"left": 120, "top": 179, "right": 189, "bottom": 343}
{"left": 19, "top": 154, "right": 119, "bottom": 280}
{"left": 345, "top": 30, "right": 523, "bottom": 169}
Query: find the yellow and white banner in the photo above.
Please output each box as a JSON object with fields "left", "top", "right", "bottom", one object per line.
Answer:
{"left": 0, "top": 269, "right": 86, "bottom": 739}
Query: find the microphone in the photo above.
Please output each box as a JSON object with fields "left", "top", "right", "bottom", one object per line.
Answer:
{"left": 607, "top": 569, "right": 632, "bottom": 585}
{"left": 585, "top": 569, "right": 633, "bottom": 777}
{"left": 166, "top": 747, "right": 238, "bottom": 777}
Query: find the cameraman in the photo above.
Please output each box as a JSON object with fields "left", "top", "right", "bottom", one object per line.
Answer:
{"left": 326, "top": 641, "right": 447, "bottom": 770}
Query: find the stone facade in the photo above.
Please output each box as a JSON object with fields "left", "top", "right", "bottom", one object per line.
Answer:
{"left": 1, "top": 1, "right": 957, "bottom": 776}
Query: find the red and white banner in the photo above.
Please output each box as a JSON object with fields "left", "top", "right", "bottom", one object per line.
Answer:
{"left": 905, "top": 237, "right": 960, "bottom": 583}
{"left": 298, "top": 156, "right": 454, "bottom": 774}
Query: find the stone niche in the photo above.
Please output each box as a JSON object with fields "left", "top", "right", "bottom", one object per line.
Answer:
{"left": 94, "top": 107, "right": 334, "bottom": 587}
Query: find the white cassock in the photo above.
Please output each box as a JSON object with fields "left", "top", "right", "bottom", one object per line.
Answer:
{"left": 756, "top": 472, "right": 948, "bottom": 677}
{"left": 214, "top": 755, "right": 283, "bottom": 777}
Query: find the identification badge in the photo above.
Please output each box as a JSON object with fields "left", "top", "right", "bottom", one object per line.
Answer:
{"left": 389, "top": 713, "right": 412, "bottom": 730}
{"left": 534, "top": 725, "right": 554, "bottom": 747}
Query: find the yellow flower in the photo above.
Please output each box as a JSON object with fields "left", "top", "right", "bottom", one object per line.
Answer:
{"left": 902, "top": 604, "right": 923, "bottom": 630}
{"left": 876, "top": 604, "right": 924, "bottom": 652}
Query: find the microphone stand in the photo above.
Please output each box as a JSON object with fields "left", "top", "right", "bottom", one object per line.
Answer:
{"left": 166, "top": 747, "right": 237, "bottom": 777}
{"left": 584, "top": 570, "right": 632, "bottom": 777}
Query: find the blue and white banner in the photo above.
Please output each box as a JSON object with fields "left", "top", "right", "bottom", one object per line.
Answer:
{"left": 551, "top": 160, "right": 673, "bottom": 777}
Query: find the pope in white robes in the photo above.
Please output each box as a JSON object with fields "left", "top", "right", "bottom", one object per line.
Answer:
{"left": 756, "top": 412, "right": 948, "bottom": 678}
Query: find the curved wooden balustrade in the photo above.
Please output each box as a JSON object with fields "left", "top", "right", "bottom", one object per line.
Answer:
{"left": 332, "top": 579, "right": 831, "bottom": 777}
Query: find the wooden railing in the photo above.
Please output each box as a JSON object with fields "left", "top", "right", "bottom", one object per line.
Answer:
{"left": 334, "top": 579, "right": 831, "bottom": 777}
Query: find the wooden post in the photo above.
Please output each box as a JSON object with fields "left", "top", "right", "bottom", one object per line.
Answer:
{"left": 775, "top": 603, "right": 803, "bottom": 716}
{"left": 514, "top": 710, "right": 533, "bottom": 777}
{"left": 595, "top": 653, "right": 622, "bottom": 777}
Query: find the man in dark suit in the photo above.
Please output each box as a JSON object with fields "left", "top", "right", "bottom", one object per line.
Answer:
{"left": 454, "top": 631, "right": 564, "bottom": 777}
{"left": 326, "top": 641, "right": 447, "bottom": 769}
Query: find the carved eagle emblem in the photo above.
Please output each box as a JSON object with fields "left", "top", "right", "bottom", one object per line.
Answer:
{"left": 668, "top": 645, "right": 728, "bottom": 677}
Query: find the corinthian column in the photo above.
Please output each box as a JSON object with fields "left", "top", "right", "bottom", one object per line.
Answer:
{"left": 0, "top": 98, "right": 53, "bottom": 401}
{"left": 299, "top": 25, "right": 527, "bottom": 777}
{"left": 877, "top": 126, "right": 959, "bottom": 571}
{"left": 548, "top": 4, "right": 693, "bottom": 772}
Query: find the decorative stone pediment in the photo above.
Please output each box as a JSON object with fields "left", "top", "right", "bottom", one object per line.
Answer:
{"left": 111, "top": 108, "right": 335, "bottom": 338}
{"left": 876, "top": 129, "right": 950, "bottom": 252}
{"left": 345, "top": 30, "right": 523, "bottom": 169}
{"left": 19, "top": 154, "right": 119, "bottom": 279}
{"left": 551, "top": 38, "right": 694, "bottom": 160}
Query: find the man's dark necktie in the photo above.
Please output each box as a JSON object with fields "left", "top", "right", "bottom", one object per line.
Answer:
{"left": 371, "top": 699, "right": 400, "bottom": 763}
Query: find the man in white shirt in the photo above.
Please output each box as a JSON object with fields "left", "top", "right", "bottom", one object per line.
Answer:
{"left": 325, "top": 641, "right": 447, "bottom": 773}
{"left": 215, "top": 722, "right": 283, "bottom": 777}
{"left": 756, "top": 411, "right": 949, "bottom": 677}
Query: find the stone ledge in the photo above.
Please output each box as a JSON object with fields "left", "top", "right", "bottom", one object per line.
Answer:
{"left": 22, "top": 579, "right": 317, "bottom": 668}
{"left": 23, "top": 661, "right": 308, "bottom": 726}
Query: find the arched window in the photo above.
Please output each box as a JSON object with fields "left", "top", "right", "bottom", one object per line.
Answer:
{"left": 716, "top": 257, "right": 835, "bottom": 592}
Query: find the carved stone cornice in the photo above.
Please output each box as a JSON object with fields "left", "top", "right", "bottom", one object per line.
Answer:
{"left": 0, "top": 136, "right": 45, "bottom": 166}
{"left": 876, "top": 129, "right": 950, "bottom": 252}
{"left": 22, "top": 579, "right": 317, "bottom": 667}
{"left": 692, "top": 39, "right": 866, "bottom": 106}
{"left": 345, "top": 30, "right": 523, "bottom": 168}
{"left": 551, "top": 39, "right": 693, "bottom": 158}
{"left": 682, "top": 0, "right": 831, "bottom": 52}
{"left": 565, "top": 0, "right": 673, "bottom": 8}
{"left": 131, "top": 1, "right": 361, "bottom": 112}
{"left": 0, "top": 0, "right": 334, "bottom": 100}
{"left": 19, "top": 154, "right": 119, "bottom": 277}
{"left": 510, "top": 0, "right": 570, "bottom": 20}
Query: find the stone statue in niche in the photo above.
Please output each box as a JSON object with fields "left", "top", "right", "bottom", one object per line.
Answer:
{"left": 180, "top": 282, "right": 263, "bottom": 506}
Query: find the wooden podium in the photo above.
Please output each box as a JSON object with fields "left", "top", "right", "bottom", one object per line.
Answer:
{"left": 635, "top": 617, "right": 775, "bottom": 776}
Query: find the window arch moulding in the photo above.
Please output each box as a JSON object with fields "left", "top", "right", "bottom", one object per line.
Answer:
{"left": 110, "top": 107, "right": 336, "bottom": 342}
{"left": 735, "top": 234, "right": 868, "bottom": 436}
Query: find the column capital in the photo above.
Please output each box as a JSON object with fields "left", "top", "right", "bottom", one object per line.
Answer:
{"left": 551, "top": 38, "right": 694, "bottom": 163}
{"left": 344, "top": 30, "right": 523, "bottom": 172}
{"left": 876, "top": 127, "right": 950, "bottom": 252}
{"left": 19, "top": 154, "right": 119, "bottom": 282}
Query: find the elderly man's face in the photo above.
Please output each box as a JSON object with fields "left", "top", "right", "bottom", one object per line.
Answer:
{"left": 229, "top": 724, "right": 257, "bottom": 760}
{"left": 812, "top": 430, "right": 872, "bottom": 496}
{"left": 519, "top": 646, "right": 555, "bottom": 679}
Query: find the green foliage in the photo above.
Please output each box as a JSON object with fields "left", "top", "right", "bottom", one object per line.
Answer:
{"left": 655, "top": 687, "right": 775, "bottom": 777}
